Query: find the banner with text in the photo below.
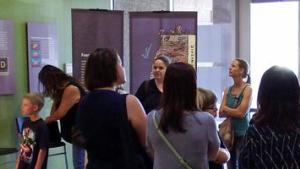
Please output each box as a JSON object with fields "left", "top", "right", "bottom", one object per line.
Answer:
{"left": 72, "top": 9, "right": 124, "bottom": 85}
{"left": 0, "top": 20, "right": 16, "bottom": 95}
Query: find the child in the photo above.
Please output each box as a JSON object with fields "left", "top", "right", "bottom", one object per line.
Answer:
{"left": 15, "top": 93, "right": 49, "bottom": 169}
{"left": 197, "top": 87, "right": 230, "bottom": 169}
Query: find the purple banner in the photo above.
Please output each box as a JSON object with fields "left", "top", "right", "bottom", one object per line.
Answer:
{"left": 0, "top": 20, "right": 16, "bottom": 95}
{"left": 72, "top": 9, "right": 124, "bottom": 85}
{"left": 27, "top": 22, "right": 58, "bottom": 92}
{"left": 130, "top": 12, "right": 197, "bottom": 93}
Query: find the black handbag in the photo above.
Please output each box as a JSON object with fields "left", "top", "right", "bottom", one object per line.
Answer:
{"left": 47, "top": 121, "right": 61, "bottom": 144}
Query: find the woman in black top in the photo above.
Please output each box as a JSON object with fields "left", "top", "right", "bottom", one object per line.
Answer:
{"left": 239, "top": 66, "right": 300, "bottom": 169}
{"left": 77, "top": 48, "right": 147, "bottom": 169}
{"left": 135, "top": 56, "right": 171, "bottom": 114}
{"left": 38, "top": 65, "right": 86, "bottom": 169}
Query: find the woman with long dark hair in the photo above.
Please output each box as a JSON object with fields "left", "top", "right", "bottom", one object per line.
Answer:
{"left": 38, "top": 65, "right": 86, "bottom": 169}
{"left": 239, "top": 66, "right": 300, "bottom": 168}
{"left": 146, "top": 62, "right": 220, "bottom": 169}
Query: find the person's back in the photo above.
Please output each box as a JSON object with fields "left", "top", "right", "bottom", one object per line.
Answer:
{"left": 77, "top": 48, "right": 147, "bottom": 169}
{"left": 239, "top": 66, "right": 300, "bottom": 169}
{"left": 240, "top": 123, "right": 300, "bottom": 169}
{"left": 78, "top": 90, "right": 127, "bottom": 167}
{"left": 147, "top": 110, "right": 219, "bottom": 169}
{"left": 146, "top": 62, "right": 220, "bottom": 169}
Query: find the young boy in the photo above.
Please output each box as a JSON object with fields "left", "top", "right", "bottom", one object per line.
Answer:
{"left": 15, "top": 93, "right": 49, "bottom": 169}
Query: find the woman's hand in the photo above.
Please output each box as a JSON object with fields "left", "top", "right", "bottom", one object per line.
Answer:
{"left": 213, "top": 148, "right": 230, "bottom": 164}
{"left": 219, "top": 105, "right": 226, "bottom": 116}
{"left": 219, "top": 86, "right": 252, "bottom": 118}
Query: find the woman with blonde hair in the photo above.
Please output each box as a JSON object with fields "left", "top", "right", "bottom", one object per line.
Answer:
{"left": 219, "top": 58, "right": 252, "bottom": 169}
{"left": 197, "top": 87, "right": 230, "bottom": 169}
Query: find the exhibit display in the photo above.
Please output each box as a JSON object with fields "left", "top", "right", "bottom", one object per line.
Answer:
{"left": 130, "top": 12, "right": 197, "bottom": 93}
{"left": 0, "top": 19, "right": 16, "bottom": 95}
{"left": 27, "top": 22, "right": 58, "bottom": 92}
{"left": 72, "top": 9, "right": 124, "bottom": 85}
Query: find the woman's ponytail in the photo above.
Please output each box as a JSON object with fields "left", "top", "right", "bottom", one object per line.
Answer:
{"left": 246, "top": 74, "right": 251, "bottom": 84}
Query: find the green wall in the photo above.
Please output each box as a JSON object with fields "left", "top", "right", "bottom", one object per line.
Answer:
{"left": 0, "top": 0, "right": 110, "bottom": 168}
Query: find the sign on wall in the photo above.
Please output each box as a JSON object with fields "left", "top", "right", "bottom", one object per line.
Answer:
{"left": 130, "top": 12, "right": 197, "bottom": 93}
{"left": 0, "top": 20, "right": 16, "bottom": 95}
{"left": 27, "top": 22, "right": 58, "bottom": 92}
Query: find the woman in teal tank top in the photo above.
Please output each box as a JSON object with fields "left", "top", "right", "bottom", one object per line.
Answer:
{"left": 219, "top": 58, "right": 252, "bottom": 169}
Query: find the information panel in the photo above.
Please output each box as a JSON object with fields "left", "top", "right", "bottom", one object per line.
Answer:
{"left": 27, "top": 22, "right": 58, "bottom": 92}
{"left": 72, "top": 9, "right": 124, "bottom": 85}
{"left": 0, "top": 20, "right": 16, "bottom": 95}
{"left": 130, "top": 12, "right": 197, "bottom": 93}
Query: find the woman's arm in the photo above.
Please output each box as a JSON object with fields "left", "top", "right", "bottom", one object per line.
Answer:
{"left": 45, "top": 85, "right": 81, "bottom": 123}
{"left": 34, "top": 148, "right": 47, "bottom": 169}
{"left": 207, "top": 114, "right": 221, "bottom": 160}
{"left": 220, "top": 87, "right": 252, "bottom": 118}
{"left": 219, "top": 88, "right": 229, "bottom": 117}
{"left": 15, "top": 155, "right": 20, "bottom": 169}
{"left": 126, "top": 94, "right": 147, "bottom": 146}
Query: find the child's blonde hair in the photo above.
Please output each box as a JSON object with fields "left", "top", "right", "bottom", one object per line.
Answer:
{"left": 23, "top": 92, "right": 44, "bottom": 112}
{"left": 197, "top": 87, "right": 217, "bottom": 111}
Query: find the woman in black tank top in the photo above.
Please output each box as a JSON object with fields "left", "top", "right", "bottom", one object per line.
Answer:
{"left": 38, "top": 64, "right": 86, "bottom": 169}
{"left": 77, "top": 48, "right": 147, "bottom": 169}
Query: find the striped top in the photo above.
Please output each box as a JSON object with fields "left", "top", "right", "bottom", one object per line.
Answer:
{"left": 239, "top": 124, "right": 300, "bottom": 169}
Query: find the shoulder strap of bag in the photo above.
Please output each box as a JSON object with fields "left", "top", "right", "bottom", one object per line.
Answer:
{"left": 232, "top": 84, "right": 249, "bottom": 107}
{"left": 228, "top": 84, "right": 249, "bottom": 97}
{"left": 152, "top": 111, "right": 193, "bottom": 169}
